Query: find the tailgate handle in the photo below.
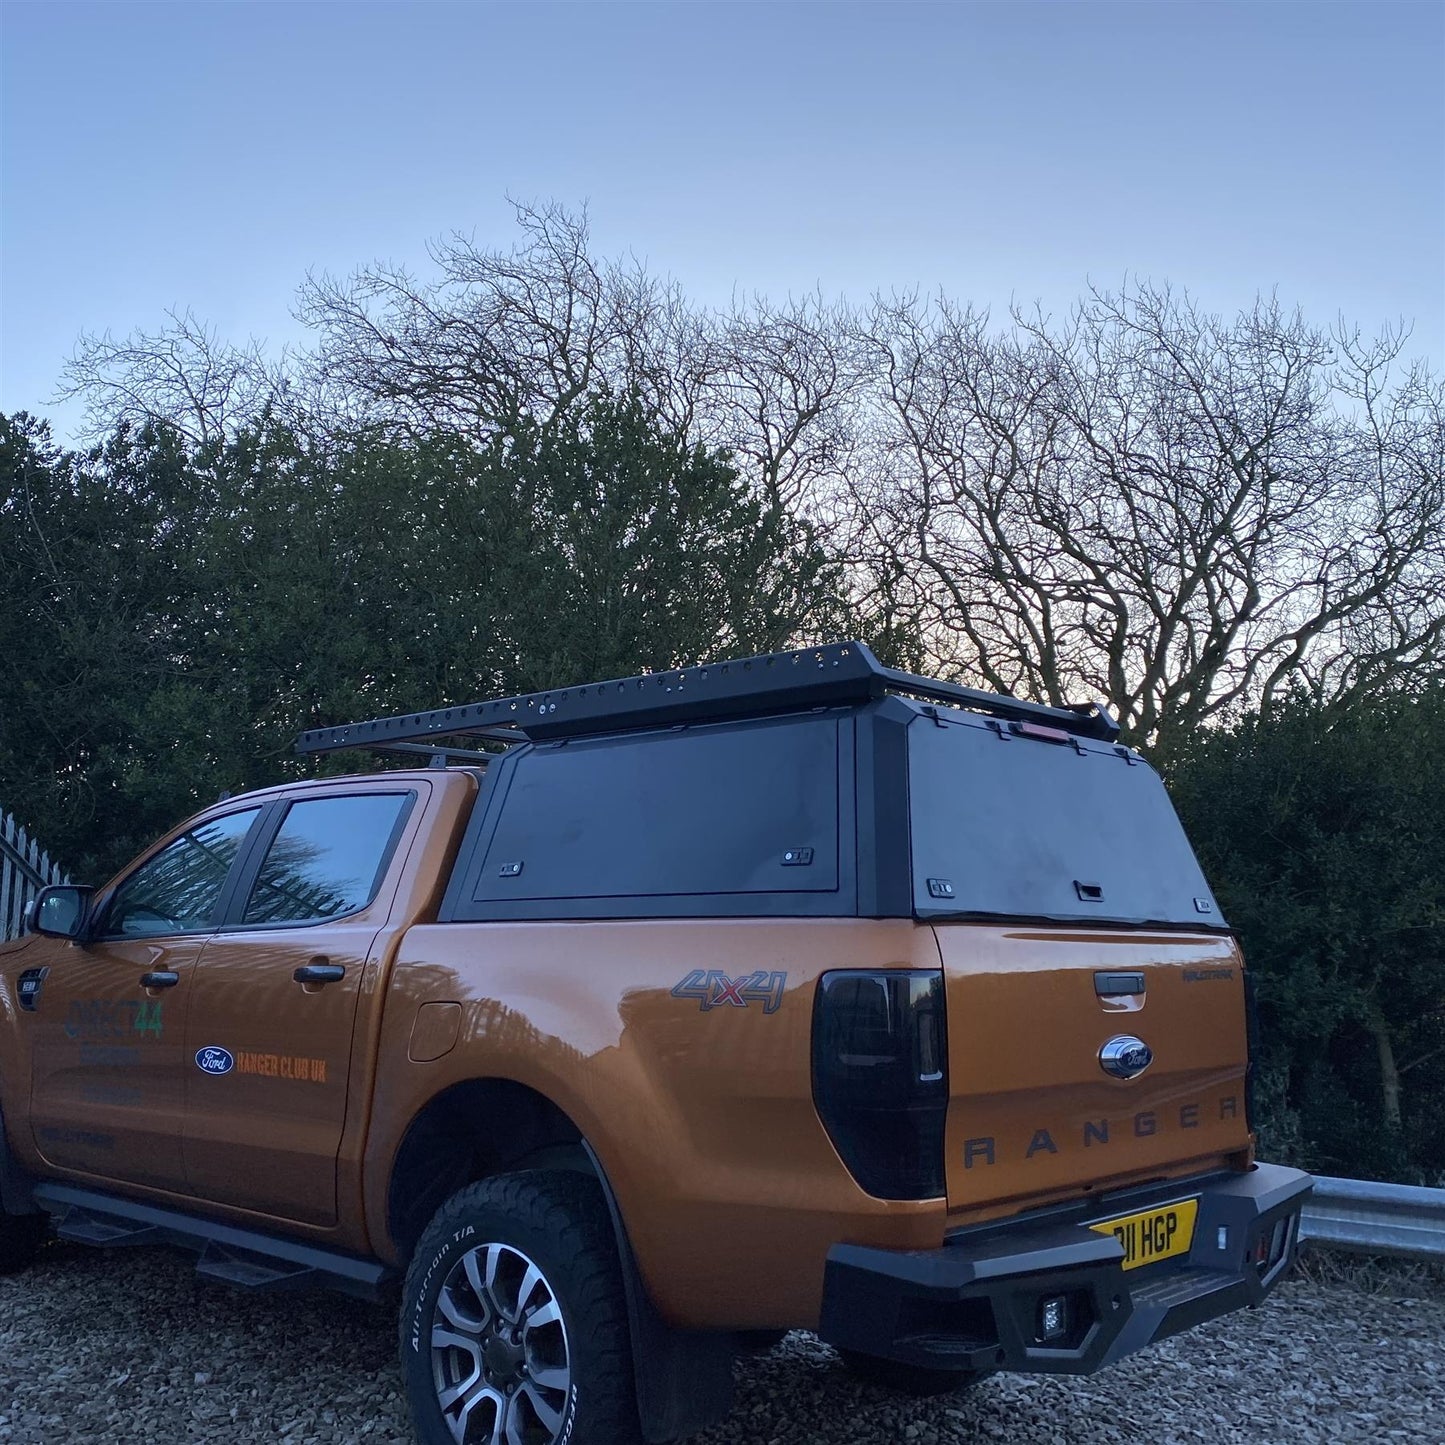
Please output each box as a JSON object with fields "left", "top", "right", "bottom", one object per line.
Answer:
{"left": 1075, "top": 880, "right": 1104, "bottom": 902}
{"left": 1095, "top": 971, "right": 1145, "bottom": 997}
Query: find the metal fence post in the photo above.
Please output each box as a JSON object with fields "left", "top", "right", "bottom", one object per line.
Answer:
{"left": 0, "top": 808, "right": 69, "bottom": 940}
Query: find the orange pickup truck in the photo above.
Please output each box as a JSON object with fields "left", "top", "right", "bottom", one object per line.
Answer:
{"left": 0, "top": 643, "right": 1310, "bottom": 1444}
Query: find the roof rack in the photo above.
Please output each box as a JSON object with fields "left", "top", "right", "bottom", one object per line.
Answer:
{"left": 294, "top": 642, "right": 1118, "bottom": 759}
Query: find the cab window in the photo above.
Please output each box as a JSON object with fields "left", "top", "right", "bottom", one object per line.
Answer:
{"left": 241, "top": 793, "right": 412, "bottom": 925}
{"left": 102, "top": 808, "right": 262, "bottom": 938}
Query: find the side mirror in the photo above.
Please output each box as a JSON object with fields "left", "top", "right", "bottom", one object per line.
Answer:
{"left": 29, "top": 885, "right": 94, "bottom": 940}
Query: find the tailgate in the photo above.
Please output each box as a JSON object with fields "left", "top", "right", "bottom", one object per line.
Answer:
{"left": 936, "top": 924, "right": 1251, "bottom": 1216}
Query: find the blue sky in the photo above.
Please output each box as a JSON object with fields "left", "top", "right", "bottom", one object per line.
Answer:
{"left": 3, "top": 1, "right": 1442, "bottom": 441}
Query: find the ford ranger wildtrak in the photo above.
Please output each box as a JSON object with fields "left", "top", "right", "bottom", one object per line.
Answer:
{"left": 0, "top": 642, "right": 1311, "bottom": 1444}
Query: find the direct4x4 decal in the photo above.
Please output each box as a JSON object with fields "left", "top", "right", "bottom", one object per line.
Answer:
{"left": 671, "top": 969, "right": 787, "bottom": 1014}
{"left": 64, "top": 998, "right": 164, "bottom": 1040}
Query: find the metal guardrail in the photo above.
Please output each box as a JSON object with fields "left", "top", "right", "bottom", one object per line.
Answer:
{"left": 1300, "top": 1174, "right": 1445, "bottom": 1261}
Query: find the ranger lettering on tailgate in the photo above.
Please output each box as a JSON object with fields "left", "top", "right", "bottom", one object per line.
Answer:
{"left": 963, "top": 1094, "right": 1242, "bottom": 1167}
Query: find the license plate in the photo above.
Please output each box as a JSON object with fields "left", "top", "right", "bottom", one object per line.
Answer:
{"left": 1090, "top": 1197, "right": 1198, "bottom": 1270}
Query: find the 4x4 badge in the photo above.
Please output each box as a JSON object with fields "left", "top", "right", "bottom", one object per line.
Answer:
{"left": 671, "top": 969, "right": 787, "bottom": 1015}
{"left": 1100, "top": 1035, "right": 1154, "bottom": 1080}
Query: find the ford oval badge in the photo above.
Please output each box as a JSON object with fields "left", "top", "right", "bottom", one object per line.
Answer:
{"left": 1099, "top": 1035, "right": 1153, "bottom": 1080}
{"left": 195, "top": 1046, "right": 235, "bottom": 1075}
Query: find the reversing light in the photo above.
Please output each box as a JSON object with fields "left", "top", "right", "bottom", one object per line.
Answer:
{"left": 1038, "top": 1295, "right": 1070, "bottom": 1342}
{"left": 812, "top": 969, "right": 948, "bottom": 1200}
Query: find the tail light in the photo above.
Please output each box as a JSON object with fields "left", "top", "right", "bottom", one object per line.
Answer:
{"left": 812, "top": 969, "right": 948, "bottom": 1199}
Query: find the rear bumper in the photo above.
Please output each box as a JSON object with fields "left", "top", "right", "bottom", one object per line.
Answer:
{"left": 818, "top": 1162, "right": 1311, "bottom": 1376}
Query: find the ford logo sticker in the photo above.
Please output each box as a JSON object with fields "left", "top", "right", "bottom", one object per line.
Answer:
{"left": 195, "top": 1046, "right": 235, "bottom": 1075}
{"left": 1099, "top": 1035, "right": 1153, "bottom": 1080}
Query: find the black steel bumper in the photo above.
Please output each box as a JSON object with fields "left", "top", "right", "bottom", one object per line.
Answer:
{"left": 818, "top": 1163, "right": 1312, "bottom": 1376}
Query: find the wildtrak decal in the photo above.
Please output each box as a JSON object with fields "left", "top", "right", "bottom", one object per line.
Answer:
{"left": 671, "top": 969, "right": 787, "bottom": 1014}
{"left": 37, "top": 1124, "right": 115, "bottom": 1151}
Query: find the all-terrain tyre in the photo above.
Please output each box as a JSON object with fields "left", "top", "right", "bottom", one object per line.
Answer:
{"left": 838, "top": 1347, "right": 982, "bottom": 1397}
{"left": 401, "top": 1170, "right": 642, "bottom": 1445}
{"left": 0, "top": 1211, "right": 48, "bottom": 1275}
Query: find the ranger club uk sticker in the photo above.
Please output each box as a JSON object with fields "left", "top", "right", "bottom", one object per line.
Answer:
{"left": 671, "top": 969, "right": 787, "bottom": 1014}
{"left": 193, "top": 1046, "right": 328, "bottom": 1082}
{"left": 235, "top": 1050, "right": 329, "bottom": 1083}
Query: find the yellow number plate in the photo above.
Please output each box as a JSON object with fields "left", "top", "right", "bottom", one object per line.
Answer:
{"left": 1091, "top": 1198, "right": 1199, "bottom": 1271}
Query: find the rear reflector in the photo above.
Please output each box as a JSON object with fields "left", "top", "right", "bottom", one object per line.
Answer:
{"left": 812, "top": 969, "right": 948, "bottom": 1200}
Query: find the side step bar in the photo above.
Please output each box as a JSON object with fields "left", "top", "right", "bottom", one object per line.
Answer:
{"left": 33, "top": 1182, "right": 395, "bottom": 1300}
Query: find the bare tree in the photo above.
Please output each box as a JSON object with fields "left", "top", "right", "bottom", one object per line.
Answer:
{"left": 60, "top": 309, "right": 282, "bottom": 448}
{"left": 294, "top": 201, "right": 864, "bottom": 517}
{"left": 57, "top": 201, "right": 865, "bottom": 515}
{"left": 853, "top": 284, "right": 1445, "bottom": 741}
{"left": 52, "top": 206, "right": 1445, "bottom": 735}
{"left": 698, "top": 292, "right": 865, "bottom": 515}
{"left": 295, "top": 200, "right": 628, "bottom": 435}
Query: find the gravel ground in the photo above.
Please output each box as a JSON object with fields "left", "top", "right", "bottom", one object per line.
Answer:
{"left": 1, "top": 1242, "right": 1441, "bottom": 1442}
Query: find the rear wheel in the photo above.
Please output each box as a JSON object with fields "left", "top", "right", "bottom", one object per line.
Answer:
{"left": 838, "top": 1347, "right": 982, "bottom": 1397}
{"left": 400, "top": 1171, "right": 642, "bottom": 1445}
{"left": 0, "top": 1211, "right": 48, "bottom": 1275}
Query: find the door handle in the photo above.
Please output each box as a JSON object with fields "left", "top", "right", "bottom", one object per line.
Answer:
{"left": 293, "top": 962, "right": 345, "bottom": 985}
{"left": 140, "top": 971, "right": 180, "bottom": 989}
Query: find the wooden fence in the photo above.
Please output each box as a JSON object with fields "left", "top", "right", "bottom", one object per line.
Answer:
{"left": 1, "top": 809, "right": 67, "bottom": 941}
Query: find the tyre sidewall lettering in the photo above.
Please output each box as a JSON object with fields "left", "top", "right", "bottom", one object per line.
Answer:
{"left": 408, "top": 1226, "right": 473, "bottom": 1353}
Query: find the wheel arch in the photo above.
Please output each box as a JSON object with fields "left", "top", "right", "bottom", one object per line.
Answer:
{"left": 384, "top": 1075, "right": 734, "bottom": 1442}
{"left": 385, "top": 1076, "right": 590, "bottom": 1261}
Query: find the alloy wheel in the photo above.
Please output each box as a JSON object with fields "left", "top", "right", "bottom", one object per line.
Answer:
{"left": 430, "top": 1241, "right": 572, "bottom": 1445}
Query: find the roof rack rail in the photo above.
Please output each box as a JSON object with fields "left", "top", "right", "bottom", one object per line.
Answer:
{"left": 372, "top": 742, "right": 499, "bottom": 768}
{"left": 294, "top": 641, "right": 1119, "bottom": 758}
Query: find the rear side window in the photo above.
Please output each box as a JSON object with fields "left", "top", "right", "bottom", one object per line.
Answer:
{"left": 242, "top": 793, "right": 412, "bottom": 924}
{"left": 908, "top": 714, "right": 1223, "bottom": 928}
{"left": 103, "top": 808, "right": 261, "bottom": 937}
{"left": 457, "top": 715, "right": 840, "bottom": 912}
